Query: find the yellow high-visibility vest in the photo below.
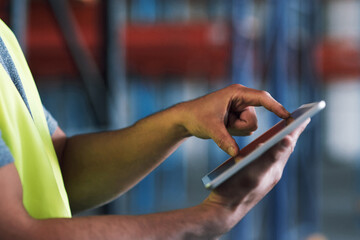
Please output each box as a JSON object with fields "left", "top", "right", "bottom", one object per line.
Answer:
{"left": 0, "top": 19, "right": 71, "bottom": 219}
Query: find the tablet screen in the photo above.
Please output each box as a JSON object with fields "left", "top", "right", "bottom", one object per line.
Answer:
{"left": 203, "top": 101, "right": 325, "bottom": 189}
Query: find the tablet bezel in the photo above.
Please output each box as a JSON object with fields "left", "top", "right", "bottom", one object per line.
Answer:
{"left": 202, "top": 101, "right": 326, "bottom": 190}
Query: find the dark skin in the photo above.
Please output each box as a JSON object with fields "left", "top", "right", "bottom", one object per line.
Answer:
{"left": 0, "top": 84, "right": 308, "bottom": 239}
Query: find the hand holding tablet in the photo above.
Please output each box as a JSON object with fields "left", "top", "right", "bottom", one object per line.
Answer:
{"left": 202, "top": 101, "right": 326, "bottom": 190}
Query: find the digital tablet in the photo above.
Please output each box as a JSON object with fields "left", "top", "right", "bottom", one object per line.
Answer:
{"left": 202, "top": 101, "right": 326, "bottom": 190}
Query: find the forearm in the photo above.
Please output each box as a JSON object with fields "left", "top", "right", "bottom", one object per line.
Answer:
{"left": 58, "top": 84, "right": 291, "bottom": 213}
{"left": 11, "top": 204, "right": 229, "bottom": 240}
{"left": 60, "top": 104, "right": 189, "bottom": 212}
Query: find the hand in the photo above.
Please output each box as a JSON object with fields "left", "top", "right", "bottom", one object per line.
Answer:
{"left": 178, "top": 84, "right": 290, "bottom": 156}
{"left": 202, "top": 119, "right": 310, "bottom": 231}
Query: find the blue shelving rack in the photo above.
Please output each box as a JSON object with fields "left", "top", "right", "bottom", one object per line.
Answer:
{"left": 229, "top": 0, "right": 256, "bottom": 239}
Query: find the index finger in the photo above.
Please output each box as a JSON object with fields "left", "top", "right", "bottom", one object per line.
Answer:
{"left": 237, "top": 87, "right": 290, "bottom": 119}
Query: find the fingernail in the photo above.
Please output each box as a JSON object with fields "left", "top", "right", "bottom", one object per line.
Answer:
{"left": 234, "top": 156, "right": 243, "bottom": 163}
{"left": 228, "top": 146, "right": 236, "bottom": 156}
{"left": 280, "top": 106, "right": 290, "bottom": 118}
{"left": 283, "top": 108, "right": 291, "bottom": 117}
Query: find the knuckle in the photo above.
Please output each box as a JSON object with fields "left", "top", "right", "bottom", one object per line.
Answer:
{"left": 231, "top": 83, "right": 244, "bottom": 90}
{"left": 268, "top": 149, "right": 279, "bottom": 163}
{"left": 282, "top": 135, "right": 295, "bottom": 152}
{"left": 238, "top": 121, "right": 258, "bottom": 136}
{"left": 260, "top": 90, "right": 272, "bottom": 98}
{"left": 243, "top": 131, "right": 253, "bottom": 136}
{"left": 249, "top": 120, "right": 258, "bottom": 132}
{"left": 272, "top": 168, "right": 283, "bottom": 186}
{"left": 247, "top": 110, "right": 258, "bottom": 131}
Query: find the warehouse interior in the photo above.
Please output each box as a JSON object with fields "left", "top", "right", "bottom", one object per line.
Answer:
{"left": 1, "top": 0, "right": 360, "bottom": 239}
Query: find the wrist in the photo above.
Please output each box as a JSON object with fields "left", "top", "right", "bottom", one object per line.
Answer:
{"left": 170, "top": 102, "right": 193, "bottom": 138}
{"left": 198, "top": 201, "right": 235, "bottom": 236}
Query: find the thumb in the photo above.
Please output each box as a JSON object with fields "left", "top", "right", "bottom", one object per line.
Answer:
{"left": 211, "top": 126, "right": 239, "bottom": 156}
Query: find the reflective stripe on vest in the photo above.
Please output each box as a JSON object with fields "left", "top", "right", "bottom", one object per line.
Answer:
{"left": 0, "top": 19, "right": 71, "bottom": 219}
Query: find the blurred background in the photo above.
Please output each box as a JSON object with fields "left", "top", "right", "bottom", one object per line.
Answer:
{"left": 1, "top": 0, "right": 360, "bottom": 239}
